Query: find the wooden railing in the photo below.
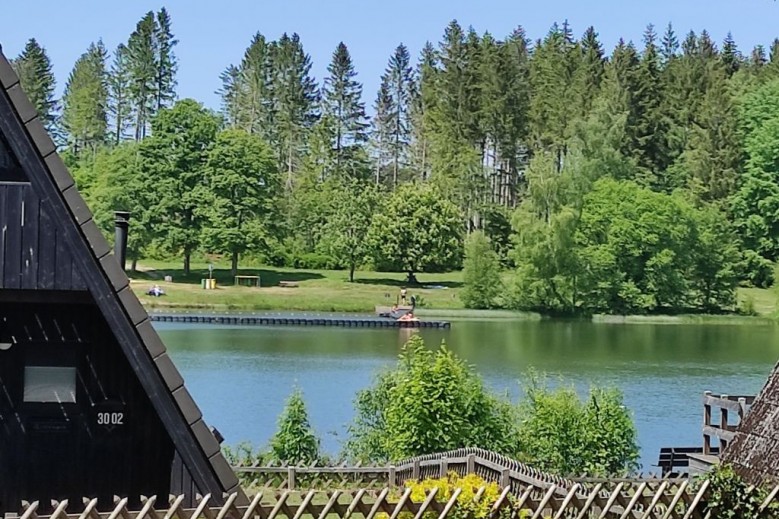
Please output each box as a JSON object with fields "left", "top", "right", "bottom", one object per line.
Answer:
{"left": 702, "top": 391, "right": 755, "bottom": 455}
{"left": 232, "top": 448, "right": 681, "bottom": 493}
{"left": 15, "top": 482, "right": 779, "bottom": 519}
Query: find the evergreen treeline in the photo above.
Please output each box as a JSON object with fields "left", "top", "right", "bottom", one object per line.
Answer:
{"left": 13, "top": 13, "right": 779, "bottom": 314}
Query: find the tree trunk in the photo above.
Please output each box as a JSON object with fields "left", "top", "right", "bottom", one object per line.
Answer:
{"left": 184, "top": 252, "right": 191, "bottom": 276}
{"left": 406, "top": 270, "right": 419, "bottom": 285}
{"left": 131, "top": 258, "right": 138, "bottom": 273}
{"left": 231, "top": 251, "right": 239, "bottom": 278}
{"left": 349, "top": 263, "right": 355, "bottom": 283}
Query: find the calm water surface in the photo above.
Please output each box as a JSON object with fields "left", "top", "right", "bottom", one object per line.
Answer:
{"left": 157, "top": 318, "right": 779, "bottom": 471}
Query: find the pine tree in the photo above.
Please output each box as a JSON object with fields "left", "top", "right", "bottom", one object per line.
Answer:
{"left": 273, "top": 33, "right": 319, "bottom": 189}
{"left": 635, "top": 24, "right": 671, "bottom": 187}
{"left": 529, "top": 22, "right": 581, "bottom": 169}
{"left": 661, "top": 23, "right": 679, "bottom": 65}
{"left": 577, "top": 26, "right": 606, "bottom": 115}
{"left": 682, "top": 68, "right": 742, "bottom": 201}
{"left": 425, "top": 20, "right": 485, "bottom": 223}
{"left": 153, "top": 7, "right": 178, "bottom": 111}
{"left": 107, "top": 43, "right": 132, "bottom": 144}
{"left": 216, "top": 64, "right": 242, "bottom": 128}
{"left": 750, "top": 45, "right": 768, "bottom": 69}
{"left": 62, "top": 40, "right": 109, "bottom": 156}
{"left": 236, "top": 33, "right": 275, "bottom": 139}
{"left": 126, "top": 12, "right": 157, "bottom": 140}
{"left": 370, "top": 79, "right": 393, "bottom": 185}
{"left": 384, "top": 43, "right": 414, "bottom": 188}
{"left": 409, "top": 42, "right": 437, "bottom": 181}
{"left": 13, "top": 38, "right": 58, "bottom": 134}
{"left": 322, "top": 42, "right": 368, "bottom": 176}
{"left": 496, "top": 27, "right": 532, "bottom": 207}
{"left": 609, "top": 39, "right": 642, "bottom": 174}
{"left": 721, "top": 32, "right": 741, "bottom": 77}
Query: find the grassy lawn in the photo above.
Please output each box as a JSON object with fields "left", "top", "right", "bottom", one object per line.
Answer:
{"left": 131, "top": 260, "right": 465, "bottom": 313}
{"left": 129, "top": 259, "right": 779, "bottom": 319}
{"left": 738, "top": 286, "right": 778, "bottom": 317}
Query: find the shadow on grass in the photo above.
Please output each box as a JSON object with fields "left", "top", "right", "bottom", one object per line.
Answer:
{"left": 353, "top": 277, "right": 463, "bottom": 289}
{"left": 130, "top": 267, "right": 325, "bottom": 286}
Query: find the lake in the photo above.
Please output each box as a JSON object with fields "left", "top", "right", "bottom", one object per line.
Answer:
{"left": 157, "top": 318, "right": 779, "bottom": 472}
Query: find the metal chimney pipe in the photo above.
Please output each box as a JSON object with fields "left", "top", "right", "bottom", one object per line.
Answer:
{"left": 114, "top": 211, "right": 131, "bottom": 271}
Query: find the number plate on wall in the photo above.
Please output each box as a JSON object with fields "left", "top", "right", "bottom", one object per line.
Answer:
{"left": 92, "top": 400, "right": 126, "bottom": 432}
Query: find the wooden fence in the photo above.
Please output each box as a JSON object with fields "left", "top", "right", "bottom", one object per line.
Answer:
{"left": 14, "top": 482, "right": 779, "bottom": 519}
{"left": 702, "top": 392, "right": 755, "bottom": 455}
{"left": 232, "top": 448, "right": 674, "bottom": 492}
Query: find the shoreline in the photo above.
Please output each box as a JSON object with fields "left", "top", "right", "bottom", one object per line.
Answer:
{"left": 139, "top": 300, "right": 775, "bottom": 325}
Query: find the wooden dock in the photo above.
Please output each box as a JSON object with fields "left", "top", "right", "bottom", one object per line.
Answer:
{"left": 149, "top": 313, "right": 451, "bottom": 329}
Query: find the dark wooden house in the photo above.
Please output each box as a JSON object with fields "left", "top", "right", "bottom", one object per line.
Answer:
{"left": 720, "top": 363, "right": 779, "bottom": 485}
{"left": 0, "top": 48, "right": 244, "bottom": 512}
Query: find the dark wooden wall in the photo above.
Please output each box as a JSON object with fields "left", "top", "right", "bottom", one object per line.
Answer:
{"left": 0, "top": 300, "right": 176, "bottom": 513}
{"left": 0, "top": 183, "right": 86, "bottom": 291}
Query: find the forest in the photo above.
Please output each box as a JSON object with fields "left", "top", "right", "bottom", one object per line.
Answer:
{"left": 10, "top": 9, "right": 779, "bottom": 315}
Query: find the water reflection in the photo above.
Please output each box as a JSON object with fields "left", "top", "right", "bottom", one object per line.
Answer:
{"left": 158, "top": 319, "right": 779, "bottom": 471}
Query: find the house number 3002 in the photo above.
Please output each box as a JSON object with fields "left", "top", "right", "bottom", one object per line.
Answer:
{"left": 97, "top": 412, "right": 124, "bottom": 425}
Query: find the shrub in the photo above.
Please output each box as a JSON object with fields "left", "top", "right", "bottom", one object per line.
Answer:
{"left": 269, "top": 388, "right": 321, "bottom": 465}
{"left": 292, "top": 252, "right": 339, "bottom": 270}
{"left": 461, "top": 231, "right": 503, "bottom": 309}
{"left": 517, "top": 373, "right": 639, "bottom": 477}
{"left": 396, "top": 472, "right": 506, "bottom": 519}
{"left": 703, "top": 464, "right": 775, "bottom": 519}
{"left": 739, "top": 249, "right": 775, "bottom": 288}
{"left": 344, "top": 336, "right": 520, "bottom": 462}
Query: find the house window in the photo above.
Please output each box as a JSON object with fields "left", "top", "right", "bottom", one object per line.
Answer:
{"left": 0, "top": 132, "right": 27, "bottom": 183}
{"left": 23, "top": 366, "right": 76, "bottom": 403}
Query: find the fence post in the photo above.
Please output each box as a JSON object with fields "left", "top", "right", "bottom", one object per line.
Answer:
{"left": 467, "top": 454, "right": 476, "bottom": 475}
{"left": 288, "top": 466, "right": 296, "bottom": 490}
{"left": 413, "top": 460, "right": 420, "bottom": 480}
{"left": 738, "top": 397, "right": 747, "bottom": 422}
{"left": 721, "top": 394, "right": 729, "bottom": 451}
{"left": 389, "top": 466, "right": 396, "bottom": 488}
{"left": 501, "top": 468, "right": 511, "bottom": 488}
{"left": 703, "top": 390, "right": 712, "bottom": 455}
{"left": 440, "top": 457, "right": 448, "bottom": 478}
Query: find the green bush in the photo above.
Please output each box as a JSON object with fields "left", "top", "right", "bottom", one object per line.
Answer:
{"left": 516, "top": 373, "right": 639, "bottom": 477}
{"left": 292, "top": 252, "right": 340, "bottom": 270}
{"left": 344, "top": 336, "right": 519, "bottom": 463}
{"left": 703, "top": 464, "right": 775, "bottom": 519}
{"left": 461, "top": 231, "right": 503, "bottom": 309}
{"left": 739, "top": 249, "right": 775, "bottom": 288}
{"left": 269, "top": 388, "right": 322, "bottom": 465}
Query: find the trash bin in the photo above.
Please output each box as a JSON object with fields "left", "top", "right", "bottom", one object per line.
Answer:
{"left": 208, "top": 278, "right": 216, "bottom": 289}
{"left": 201, "top": 278, "right": 207, "bottom": 289}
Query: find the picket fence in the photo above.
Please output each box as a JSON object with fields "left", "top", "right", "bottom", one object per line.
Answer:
{"left": 14, "top": 482, "right": 779, "bottom": 519}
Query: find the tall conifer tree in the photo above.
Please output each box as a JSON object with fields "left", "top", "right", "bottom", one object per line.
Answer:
{"left": 154, "top": 7, "right": 178, "bottom": 111}
{"left": 13, "top": 38, "right": 58, "bottom": 135}
{"left": 62, "top": 40, "right": 109, "bottom": 155}
{"left": 322, "top": 42, "right": 368, "bottom": 176}
{"left": 108, "top": 43, "right": 132, "bottom": 144}
{"left": 126, "top": 12, "right": 156, "bottom": 140}
{"left": 273, "top": 33, "right": 319, "bottom": 188}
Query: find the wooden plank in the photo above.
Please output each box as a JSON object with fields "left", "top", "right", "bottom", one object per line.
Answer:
{"left": 54, "top": 222, "right": 72, "bottom": 289}
{"left": 36, "top": 199, "right": 56, "bottom": 289}
{"left": 0, "top": 185, "right": 6, "bottom": 288}
{"left": 702, "top": 395, "right": 750, "bottom": 414}
{"left": 20, "top": 184, "right": 38, "bottom": 288}
{"left": 4, "top": 185, "right": 22, "bottom": 288}
{"left": 702, "top": 426, "right": 735, "bottom": 443}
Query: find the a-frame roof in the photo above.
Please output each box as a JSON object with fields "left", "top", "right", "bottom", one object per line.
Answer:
{"left": 721, "top": 363, "right": 779, "bottom": 485}
{"left": 0, "top": 46, "right": 244, "bottom": 503}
